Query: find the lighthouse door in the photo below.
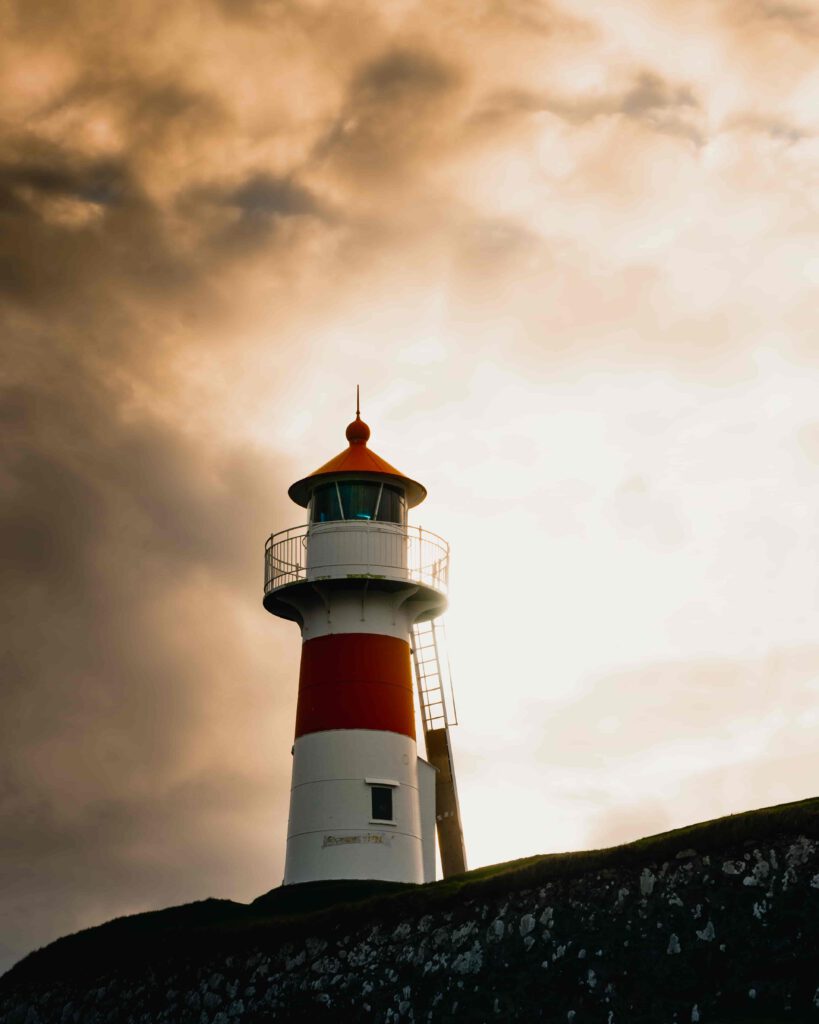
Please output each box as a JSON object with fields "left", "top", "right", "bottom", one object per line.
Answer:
{"left": 411, "top": 619, "right": 467, "bottom": 878}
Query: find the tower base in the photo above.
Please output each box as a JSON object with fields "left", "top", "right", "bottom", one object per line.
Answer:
{"left": 284, "top": 730, "right": 436, "bottom": 885}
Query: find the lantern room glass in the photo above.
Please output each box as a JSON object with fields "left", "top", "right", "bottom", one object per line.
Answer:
{"left": 311, "top": 481, "right": 406, "bottom": 525}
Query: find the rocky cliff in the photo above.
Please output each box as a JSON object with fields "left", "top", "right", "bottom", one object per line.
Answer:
{"left": 2, "top": 798, "right": 819, "bottom": 1023}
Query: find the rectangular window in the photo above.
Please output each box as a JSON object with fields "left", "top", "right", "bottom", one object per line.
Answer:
{"left": 370, "top": 785, "right": 393, "bottom": 822}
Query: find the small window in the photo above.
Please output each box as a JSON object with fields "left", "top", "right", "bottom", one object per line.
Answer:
{"left": 370, "top": 785, "right": 393, "bottom": 822}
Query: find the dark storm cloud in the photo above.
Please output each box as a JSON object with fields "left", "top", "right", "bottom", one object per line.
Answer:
{"left": 352, "top": 48, "right": 459, "bottom": 99}
{"left": 0, "top": 363, "right": 299, "bottom": 728}
{"left": 474, "top": 71, "right": 703, "bottom": 144}
{"left": 1, "top": 368, "right": 283, "bottom": 595}
{"left": 177, "top": 173, "right": 330, "bottom": 253}
{"left": 230, "top": 175, "right": 320, "bottom": 217}
{"left": 0, "top": 141, "right": 204, "bottom": 321}
{"left": 0, "top": 150, "right": 128, "bottom": 209}
{"left": 0, "top": 344, "right": 300, "bottom": 969}
{"left": 0, "top": 25, "right": 371, "bottom": 966}
{"left": 0, "top": 21, "right": 310, "bottom": 972}
{"left": 50, "top": 72, "right": 228, "bottom": 142}
{"left": 0, "top": 763, "right": 285, "bottom": 976}
{"left": 313, "top": 47, "right": 463, "bottom": 181}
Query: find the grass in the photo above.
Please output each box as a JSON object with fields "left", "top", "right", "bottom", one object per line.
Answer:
{"left": 3, "top": 795, "right": 817, "bottom": 988}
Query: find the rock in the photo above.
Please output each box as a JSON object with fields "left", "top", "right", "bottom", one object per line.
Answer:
{"left": 3, "top": 821, "right": 818, "bottom": 1024}
{"left": 639, "top": 869, "right": 655, "bottom": 896}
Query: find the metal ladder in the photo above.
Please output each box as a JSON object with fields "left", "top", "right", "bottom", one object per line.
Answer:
{"left": 412, "top": 618, "right": 458, "bottom": 732}
{"left": 411, "top": 619, "right": 467, "bottom": 878}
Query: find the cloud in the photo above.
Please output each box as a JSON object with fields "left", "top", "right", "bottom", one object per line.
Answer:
{"left": 474, "top": 70, "right": 703, "bottom": 145}
{"left": 524, "top": 645, "right": 819, "bottom": 852}
{"left": 0, "top": 53, "right": 305, "bottom": 969}
{"left": 0, "top": 149, "right": 128, "bottom": 209}
{"left": 0, "top": 344, "right": 301, "bottom": 969}
{"left": 228, "top": 174, "right": 322, "bottom": 218}
{"left": 312, "top": 47, "right": 463, "bottom": 184}
{"left": 0, "top": 765, "right": 285, "bottom": 975}
{"left": 738, "top": 0, "right": 819, "bottom": 34}
{"left": 353, "top": 47, "right": 459, "bottom": 99}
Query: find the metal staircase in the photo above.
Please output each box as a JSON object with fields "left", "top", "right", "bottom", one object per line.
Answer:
{"left": 411, "top": 619, "right": 467, "bottom": 878}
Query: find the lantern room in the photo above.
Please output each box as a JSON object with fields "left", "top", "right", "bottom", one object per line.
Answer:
{"left": 263, "top": 411, "right": 448, "bottom": 626}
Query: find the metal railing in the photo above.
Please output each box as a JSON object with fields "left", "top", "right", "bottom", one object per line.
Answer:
{"left": 264, "top": 522, "right": 449, "bottom": 596}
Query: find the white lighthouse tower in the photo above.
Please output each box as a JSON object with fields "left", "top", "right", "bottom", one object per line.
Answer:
{"left": 263, "top": 398, "right": 466, "bottom": 885}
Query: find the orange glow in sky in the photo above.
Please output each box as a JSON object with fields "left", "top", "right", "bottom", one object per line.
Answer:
{"left": 3, "top": 0, "right": 819, "bottom": 974}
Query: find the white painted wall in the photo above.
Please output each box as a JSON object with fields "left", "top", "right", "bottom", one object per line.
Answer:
{"left": 306, "top": 521, "right": 408, "bottom": 581}
{"left": 417, "top": 757, "right": 437, "bottom": 883}
{"left": 285, "top": 730, "right": 428, "bottom": 885}
{"left": 298, "top": 588, "right": 418, "bottom": 641}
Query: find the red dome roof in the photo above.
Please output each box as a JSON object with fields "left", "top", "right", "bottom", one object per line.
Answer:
{"left": 345, "top": 414, "right": 371, "bottom": 445}
{"left": 288, "top": 415, "right": 427, "bottom": 508}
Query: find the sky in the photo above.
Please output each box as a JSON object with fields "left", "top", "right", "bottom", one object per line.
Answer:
{"left": 2, "top": 0, "right": 819, "bottom": 974}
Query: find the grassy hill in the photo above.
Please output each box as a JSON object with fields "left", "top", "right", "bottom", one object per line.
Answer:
{"left": 4, "top": 795, "right": 818, "bottom": 990}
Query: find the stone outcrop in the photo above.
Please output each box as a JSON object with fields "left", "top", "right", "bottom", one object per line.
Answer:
{"left": 2, "top": 803, "right": 819, "bottom": 1022}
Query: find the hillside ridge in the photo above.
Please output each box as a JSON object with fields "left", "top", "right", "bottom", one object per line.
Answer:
{"left": 3, "top": 797, "right": 819, "bottom": 1022}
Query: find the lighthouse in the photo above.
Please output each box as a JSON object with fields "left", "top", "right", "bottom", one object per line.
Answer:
{"left": 263, "top": 398, "right": 466, "bottom": 885}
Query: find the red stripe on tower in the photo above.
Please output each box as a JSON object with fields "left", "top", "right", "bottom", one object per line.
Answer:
{"left": 295, "top": 633, "right": 415, "bottom": 739}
